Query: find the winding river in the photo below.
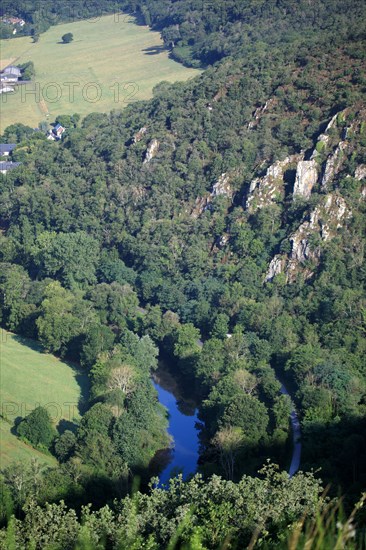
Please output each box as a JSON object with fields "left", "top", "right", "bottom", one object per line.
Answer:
{"left": 139, "top": 298, "right": 302, "bottom": 482}
{"left": 152, "top": 360, "right": 301, "bottom": 483}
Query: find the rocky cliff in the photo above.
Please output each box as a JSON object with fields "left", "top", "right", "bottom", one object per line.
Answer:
{"left": 143, "top": 139, "right": 160, "bottom": 164}
{"left": 245, "top": 155, "right": 300, "bottom": 212}
{"left": 264, "top": 106, "right": 366, "bottom": 283}
{"left": 293, "top": 160, "right": 318, "bottom": 199}
{"left": 266, "top": 193, "right": 351, "bottom": 282}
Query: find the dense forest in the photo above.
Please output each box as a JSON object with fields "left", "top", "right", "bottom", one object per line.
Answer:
{"left": 2, "top": 0, "right": 365, "bottom": 66}
{"left": 1, "top": 0, "right": 366, "bottom": 547}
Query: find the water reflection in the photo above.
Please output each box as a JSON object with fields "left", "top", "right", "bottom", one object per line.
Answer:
{"left": 152, "top": 362, "right": 199, "bottom": 485}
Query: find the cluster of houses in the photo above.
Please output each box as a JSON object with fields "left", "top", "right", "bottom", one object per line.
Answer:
{"left": 0, "top": 122, "right": 67, "bottom": 174}
{"left": 0, "top": 122, "right": 66, "bottom": 173}
{"left": 2, "top": 16, "right": 25, "bottom": 35}
{"left": 0, "top": 143, "right": 21, "bottom": 174}
{"left": 0, "top": 65, "right": 22, "bottom": 94}
{"left": 0, "top": 58, "right": 65, "bottom": 171}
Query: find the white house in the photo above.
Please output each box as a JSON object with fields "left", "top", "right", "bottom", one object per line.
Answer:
{"left": 3, "top": 66, "right": 21, "bottom": 77}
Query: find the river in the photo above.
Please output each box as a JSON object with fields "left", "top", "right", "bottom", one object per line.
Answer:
{"left": 152, "top": 363, "right": 200, "bottom": 485}
{"left": 279, "top": 380, "right": 302, "bottom": 477}
{"left": 152, "top": 361, "right": 301, "bottom": 484}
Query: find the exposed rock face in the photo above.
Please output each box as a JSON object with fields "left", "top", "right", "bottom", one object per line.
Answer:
{"left": 310, "top": 109, "right": 348, "bottom": 162}
{"left": 143, "top": 139, "right": 159, "bottom": 164}
{"left": 212, "top": 173, "right": 233, "bottom": 199}
{"left": 325, "top": 112, "right": 340, "bottom": 133}
{"left": 321, "top": 141, "right": 348, "bottom": 188}
{"left": 355, "top": 164, "right": 366, "bottom": 181}
{"left": 264, "top": 107, "right": 366, "bottom": 283}
{"left": 265, "top": 255, "right": 286, "bottom": 281}
{"left": 191, "top": 173, "right": 235, "bottom": 217}
{"left": 191, "top": 195, "right": 210, "bottom": 218}
{"left": 133, "top": 126, "right": 147, "bottom": 143}
{"left": 310, "top": 134, "right": 330, "bottom": 159}
{"left": 293, "top": 160, "right": 318, "bottom": 199}
{"left": 266, "top": 193, "right": 351, "bottom": 282}
{"left": 247, "top": 108, "right": 366, "bottom": 211}
{"left": 246, "top": 155, "right": 300, "bottom": 211}
{"left": 289, "top": 233, "right": 312, "bottom": 263}
{"left": 291, "top": 193, "right": 348, "bottom": 252}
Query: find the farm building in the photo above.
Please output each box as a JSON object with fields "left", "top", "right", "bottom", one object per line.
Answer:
{"left": 3, "top": 66, "right": 21, "bottom": 77}
{"left": 0, "top": 73, "right": 19, "bottom": 82}
{"left": 0, "top": 144, "right": 16, "bottom": 156}
{"left": 0, "top": 66, "right": 21, "bottom": 86}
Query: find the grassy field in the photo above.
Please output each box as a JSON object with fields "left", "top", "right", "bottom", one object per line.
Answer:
{"left": 0, "top": 14, "right": 199, "bottom": 132}
{"left": 0, "top": 330, "right": 88, "bottom": 468}
{"left": 0, "top": 420, "right": 57, "bottom": 468}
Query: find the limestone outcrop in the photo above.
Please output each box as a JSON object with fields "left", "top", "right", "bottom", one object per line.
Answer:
{"left": 133, "top": 126, "right": 147, "bottom": 143}
{"left": 321, "top": 141, "right": 348, "bottom": 188}
{"left": 265, "top": 255, "right": 286, "bottom": 281}
{"left": 143, "top": 139, "right": 160, "bottom": 164}
{"left": 355, "top": 164, "right": 366, "bottom": 181}
{"left": 293, "top": 160, "right": 318, "bottom": 199}
{"left": 248, "top": 99, "right": 276, "bottom": 130}
{"left": 266, "top": 194, "right": 351, "bottom": 282}
{"left": 262, "top": 107, "right": 365, "bottom": 283}
{"left": 212, "top": 173, "right": 233, "bottom": 199}
{"left": 245, "top": 155, "right": 300, "bottom": 211}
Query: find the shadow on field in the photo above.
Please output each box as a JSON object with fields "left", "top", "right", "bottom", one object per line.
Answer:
{"left": 57, "top": 418, "right": 79, "bottom": 434}
{"left": 142, "top": 45, "right": 166, "bottom": 55}
{"left": 13, "top": 333, "right": 44, "bottom": 353}
{"left": 75, "top": 371, "right": 90, "bottom": 415}
{"left": 10, "top": 416, "right": 22, "bottom": 435}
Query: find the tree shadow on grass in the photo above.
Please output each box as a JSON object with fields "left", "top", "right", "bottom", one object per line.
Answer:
{"left": 10, "top": 416, "right": 22, "bottom": 436}
{"left": 57, "top": 418, "right": 79, "bottom": 434}
{"left": 142, "top": 45, "right": 167, "bottom": 55}
{"left": 12, "top": 332, "right": 44, "bottom": 353}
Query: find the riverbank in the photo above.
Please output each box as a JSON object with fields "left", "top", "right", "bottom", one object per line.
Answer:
{"left": 150, "top": 356, "right": 301, "bottom": 484}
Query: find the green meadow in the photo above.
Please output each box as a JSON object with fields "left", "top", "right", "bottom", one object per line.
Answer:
{"left": 0, "top": 14, "right": 199, "bottom": 132}
{"left": 0, "top": 331, "right": 88, "bottom": 467}
{"left": 0, "top": 421, "right": 57, "bottom": 468}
